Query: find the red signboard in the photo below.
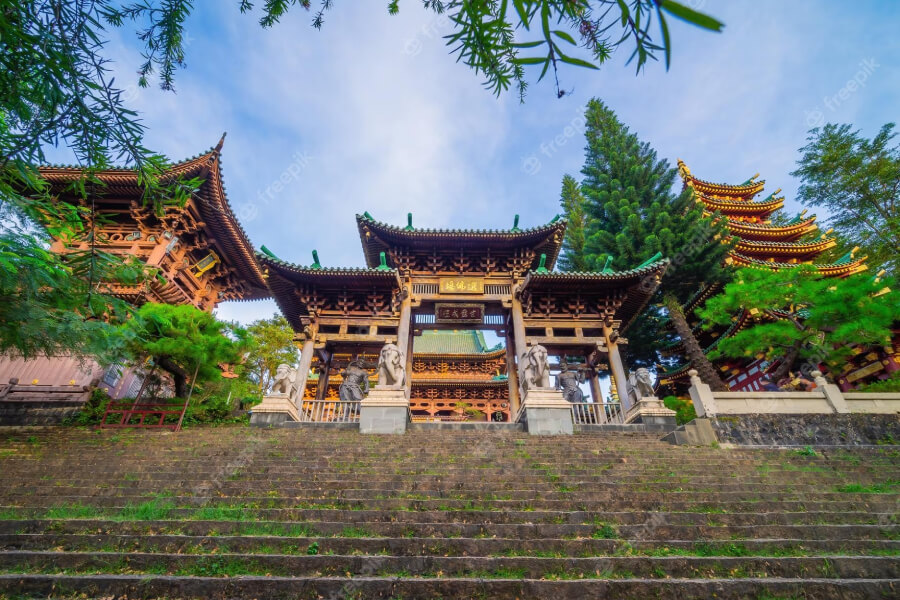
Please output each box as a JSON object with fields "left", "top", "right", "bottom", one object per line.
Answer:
{"left": 435, "top": 303, "right": 485, "bottom": 324}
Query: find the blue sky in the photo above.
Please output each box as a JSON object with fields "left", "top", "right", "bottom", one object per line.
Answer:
{"left": 67, "top": 1, "right": 899, "bottom": 324}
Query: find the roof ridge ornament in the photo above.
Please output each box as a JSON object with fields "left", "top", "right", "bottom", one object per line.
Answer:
{"left": 511, "top": 214, "right": 521, "bottom": 232}
{"left": 601, "top": 255, "right": 615, "bottom": 274}
{"left": 311, "top": 250, "right": 322, "bottom": 270}
{"left": 259, "top": 245, "right": 280, "bottom": 260}
{"left": 535, "top": 253, "right": 549, "bottom": 274}
{"left": 405, "top": 213, "right": 414, "bottom": 231}
{"left": 214, "top": 132, "right": 227, "bottom": 154}
{"left": 375, "top": 251, "right": 391, "bottom": 271}
{"left": 635, "top": 251, "right": 664, "bottom": 270}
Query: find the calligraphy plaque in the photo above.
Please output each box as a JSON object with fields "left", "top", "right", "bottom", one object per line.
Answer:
{"left": 435, "top": 303, "right": 485, "bottom": 324}
{"left": 439, "top": 278, "right": 484, "bottom": 294}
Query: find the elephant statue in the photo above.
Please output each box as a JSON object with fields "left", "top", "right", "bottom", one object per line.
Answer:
{"left": 376, "top": 342, "right": 406, "bottom": 387}
{"left": 519, "top": 344, "right": 551, "bottom": 394}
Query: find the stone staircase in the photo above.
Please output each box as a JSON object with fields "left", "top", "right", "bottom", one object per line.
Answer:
{"left": 0, "top": 427, "right": 897, "bottom": 599}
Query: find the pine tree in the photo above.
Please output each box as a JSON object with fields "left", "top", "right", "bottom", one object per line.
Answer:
{"left": 699, "top": 267, "right": 899, "bottom": 381}
{"left": 561, "top": 99, "right": 733, "bottom": 388}
{"left": 558, "top": 175, "right": 590, "bottom": 271}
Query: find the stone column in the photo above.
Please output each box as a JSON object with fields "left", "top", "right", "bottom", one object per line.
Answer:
{"left": 603, "top": 326, "right": 630, "bottom": 411}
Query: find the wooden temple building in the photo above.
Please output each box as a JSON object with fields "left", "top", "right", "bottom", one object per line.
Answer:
{"left": 0, "top": 137, "right": 268, "bottom": 398}
{"left": 40, "top": 136, "right": 269, "bottom": 310}
{"left": 657, "top": 161, "right": 884, "bottom": 393}
{"left": 257, "top": 213, "right": 669, "bottom": 419}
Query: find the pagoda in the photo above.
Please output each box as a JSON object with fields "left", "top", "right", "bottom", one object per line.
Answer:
{"left": 258, "top": 212, "right": 669, "bottom": 420}
{"left": 0, "top": 137, "right": 270, "bottom": 398}
{"left": 39, "top": 135, "right": 269, "bottom": 311}
{"left": 658, "top": 161, "right": 869, "bottom": 392}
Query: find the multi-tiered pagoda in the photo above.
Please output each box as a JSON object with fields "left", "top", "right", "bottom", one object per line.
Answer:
{"left": 0, "top": 137, "right": 269, "bottom": 397}
{"left": 40, "top": 136, "right": 269, "bottom": 310}
{"left": 658, "top": 161, "right": 869, "bottom": 392}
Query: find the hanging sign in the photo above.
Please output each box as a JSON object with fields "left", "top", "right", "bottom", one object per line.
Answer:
{"left": 192, "top": 251, "right": 219, "bottom": 276}
{"left": 439, "top": 278, "right": 484, "bottom": 294}
{"left": 435, "top": 303, "right": 484, "bottom": 324}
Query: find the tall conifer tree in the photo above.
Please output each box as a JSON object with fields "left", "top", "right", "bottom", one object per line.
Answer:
{"left": 560, "top": 99, "right": 733, "bottom": 389}
{"left": 558, "top": 175, "right": 590, "bottom": 271}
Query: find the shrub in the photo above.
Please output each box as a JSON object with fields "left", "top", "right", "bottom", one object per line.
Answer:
{"left": 663, "top": 395, "right": 697, "bottom": 425}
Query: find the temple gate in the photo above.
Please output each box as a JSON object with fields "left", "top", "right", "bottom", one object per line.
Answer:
{"left": 258, "top": 213, "right": 669, "bottom": 423}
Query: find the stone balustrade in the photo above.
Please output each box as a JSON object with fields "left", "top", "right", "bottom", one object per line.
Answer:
{"left": 688, "top": 369, "right": 900, "bottom": 417}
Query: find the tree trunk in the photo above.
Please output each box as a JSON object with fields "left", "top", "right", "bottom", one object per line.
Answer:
{"left": 158, "top": 357, "right": 188, "bottom": 398}
{"left": 664, "top": 294, "right": 729, "bottom": 392}
{"left": 769, "top": 339, "right": 803, "bottom": 382}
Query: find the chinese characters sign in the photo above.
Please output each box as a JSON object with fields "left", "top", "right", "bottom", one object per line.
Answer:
{"left": 435, "top": 303, "right": 485, "bottom": 324}
{"left": 439, "top": 278, "right": 484, "bottom": 294}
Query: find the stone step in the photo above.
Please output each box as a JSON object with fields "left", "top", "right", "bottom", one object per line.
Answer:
{"left": 1, "top": 573, "right": 896, "bottom": 600}
{"left": 2, "top": 506, "right": 892, "bottom": 526}
{"left": 0, "top": 518, "right": 893, "bottom": 542}
{"left": 2, "top": 532, "right": 897, "bottom": 557}
{"left": 1, "top": 550, "right": 898, "bottom": 580}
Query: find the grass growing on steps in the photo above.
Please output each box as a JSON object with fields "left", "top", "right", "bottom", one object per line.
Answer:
{"left": 834, "top": 480, "right": 899, "bottom": 493}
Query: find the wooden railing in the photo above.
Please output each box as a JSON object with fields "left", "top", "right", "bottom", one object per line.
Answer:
{"left": 101, "top": 401, "right": 189, "bottom": 431}
{"left": 570, "top": 401, "right": 625, "bottom": 425}
{"left": 299, "top": 400, "right": 361, "bottom": 423}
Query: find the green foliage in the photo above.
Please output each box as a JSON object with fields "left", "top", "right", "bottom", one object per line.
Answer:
{"left": 699, "top": 267, "right": 900, "bottom": 375}
{"left": 662, "top": 395, "right": 696, "bottom": 425}
{"left": 558, "top": 174, "right": 590, "bottom": 271}
{"left": 119, "top": 303, "right": 248, "bottom": 398}
{"left": 91, "top": 0, "right": 722, "bottom": 104}
{"left": 559, "top": 99, "right": 733, "bottom": 365}
{"left": 243, "top": 314, "right": 298, "bottom": 396}
{"left": 792, "top": 123, "right": 900, "bottom": 275}
{"left": 0, "top": 231, "right": 136, "bottom": 361}
{"left": 65, "top": 388, "right": 114, "bottom": 426}
{"left": 857, "top": 373, "right": 900, "bottom": 393}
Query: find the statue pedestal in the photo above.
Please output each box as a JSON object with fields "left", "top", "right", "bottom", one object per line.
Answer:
{"left": 250, "top": 395, "right": 300, "bottom": 426}
{"left": 521, "top": 389, "right": 573, "bottom": 435}
{"left": 624, "top": 396, "right": 676, "bottom": 426}
{"left": 360, "top": 386, "right": 408, "bottom": 435}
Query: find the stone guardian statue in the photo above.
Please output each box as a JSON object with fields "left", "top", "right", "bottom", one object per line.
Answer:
{"left": 270, "top": 363, "right": 299, "bottom": 403}
{"left": 339, "top": 360, "right": 370, "bottom": 403}
{"left": 556, "top": 361, "right": 585, "bottom": 403}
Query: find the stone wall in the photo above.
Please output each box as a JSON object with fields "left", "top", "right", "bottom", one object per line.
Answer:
{"left": 711, "top": 414, "right": 900, "bottom": 446}
{"left": 0, "top": 399, "right": 86, "bottom": 426}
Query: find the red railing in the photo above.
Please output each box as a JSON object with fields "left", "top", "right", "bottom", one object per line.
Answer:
{"left": 100, "top": 400, "right": 189, "bottom": 431}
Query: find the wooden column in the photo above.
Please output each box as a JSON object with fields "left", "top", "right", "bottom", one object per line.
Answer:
{"left": 505, "top": 332, "right": 520, "bottom": 416}
{"left": 510, "top": 293, "right": 527, "bottom": 361}
{"left": 603, "top": 325, "right": 630, "bottom": 410}
{"left": 397, "top": 283, "right": 413, "bottom": 358}
{"left": 294, "top": 331, "right": 316, "bottom": 407}
{"left": 315, "top": 350, "right": 332, "bottom": 400}
{"left": 588, "top": 367, "right": 603, "bottom": 404}
{"left": 405, "top": 325, "right": 414, "bottom": 400}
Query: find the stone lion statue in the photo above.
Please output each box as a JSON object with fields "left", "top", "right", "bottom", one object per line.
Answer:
{"left": 628, "top": 367, "right": 656, "bottom": 399}
{"left": 376, "top": 342, "right": 406, "bottom": 387}
{"left": 519, "top": 344, "right": 551, "bottom": 394}
{"left": 270, "top": 363, "right": 299, "bottom": 402}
